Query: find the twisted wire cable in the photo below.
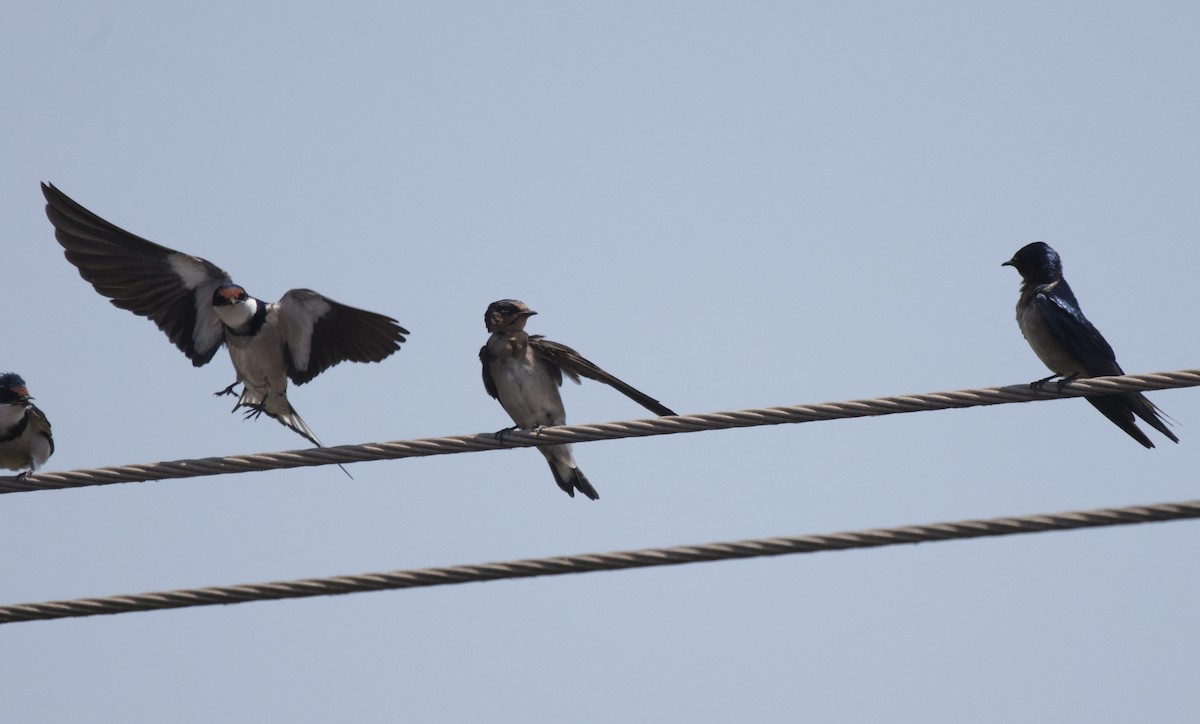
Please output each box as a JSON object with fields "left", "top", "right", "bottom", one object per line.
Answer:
{"left": 2, "top": 498, "right": 1196, "bottom": 624}
{"left": 5, "top": 368, "right": 1197, "bottom": 495}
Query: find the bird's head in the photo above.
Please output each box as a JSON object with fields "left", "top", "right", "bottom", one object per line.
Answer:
{"left": 211, "top": 284, "right": 259, "bottom": 329}
{"left": 485, "top": 299, "right": 537, "bottom": 333}
{"left": 212, "top": 284, "right": 249, "bottom": 307}
{"left": 1002, "top": 241, "right": 1063, "bottom": 284}
{"left": 0, "top": 372, "right": 31, "bottom": 404}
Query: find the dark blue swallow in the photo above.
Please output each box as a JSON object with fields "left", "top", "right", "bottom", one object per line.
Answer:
{"left": 1003, "top": 241, "right": 1177, "bottom": 448}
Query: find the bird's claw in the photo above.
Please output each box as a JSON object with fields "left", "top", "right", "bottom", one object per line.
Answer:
{"left": 1029, "top": 374, "right": 1061, "bottom": 391}
{"left": 238, "top": 403, "right": 266, "bottom": 421}
{"left": 1055, "top": 374, "right": 1079, "bottom": 393}
{"left": 213, "top": 382, "right": 240, "bottom": 398}
{"left": 493, "top": 425, "right": 521, "bottom": 442}
{"left": 1029, "top": 373, "right": 1077, "bottom": 394}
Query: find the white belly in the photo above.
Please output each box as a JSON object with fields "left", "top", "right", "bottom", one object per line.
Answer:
{"left": 0, "top": 411, "right": 51, "bottom": 472}
{"left": 493, "top": 352, "right": 566, "bottom": 429}
{"left": 225, "top": 328, "right": 289, "bottom": 405}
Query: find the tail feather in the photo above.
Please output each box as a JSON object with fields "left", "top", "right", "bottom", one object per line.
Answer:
{"left": 566, "top": 466, "right": 600, "bottom": 501}
{"left": 540, "top": 445, "right": 599, "bottom": 500}
{"left": 1128, "top": 393, "right": 1179, "bottom": 444}
{"left": 1086, "top": 393, "right": 1178, "bottom": 449}
{"left": 271, "top": 404, "right": 324, "bottom": 448}
{"left": 234, "top": 390, "right": 352, "bottom": 478}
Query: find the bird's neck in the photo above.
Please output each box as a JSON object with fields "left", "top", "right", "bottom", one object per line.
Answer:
{"left": 218, "top": 298, "right": 268, "bottom": 336}
{"left": 1020, "top": 274, "right": 1058, "bottom": 296}
{"left": 0, "top": 405, "right": 28, "bottom": 440}
{"left": 489, "top": 329, "right": 530, "bottom": 356}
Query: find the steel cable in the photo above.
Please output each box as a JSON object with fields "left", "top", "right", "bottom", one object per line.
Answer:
{"left": 1, "top": 498, "right": 1196, "bottom": 624}
{"left": 5, "top": 368, "right": 1196, "bottom": 495}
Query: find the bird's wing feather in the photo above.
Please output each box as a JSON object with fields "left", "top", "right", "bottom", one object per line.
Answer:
{"left": 276, "top": 289, "right": 407, "bottom": 385}
{"left": 27, "top": 405, "right": 54, "bottom": 457}
{"left": 1034, "top": 284, "right": 1122, "bottom": 376}
{"left": 1036, "top": 283, "right": 1177, "bottom": 445}
{"left": 41, "top": 182, "right": 230, "bottom": 365}
{"left": 529, "top": 337, "right": 676, "bottom": 416}
{"left": 479, "top": 346, "right": 499, "bottom": 400}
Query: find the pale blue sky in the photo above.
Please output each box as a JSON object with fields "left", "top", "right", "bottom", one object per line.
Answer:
{"left": 3, "top": 2, "right": 1200, "bottom": 721}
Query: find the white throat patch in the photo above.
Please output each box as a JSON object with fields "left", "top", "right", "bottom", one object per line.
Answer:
{"left": 215, "top": 297, "right": 259, "bottom": 330}
{"left": 0, "top": 403, "right": 27, "bottom": 431}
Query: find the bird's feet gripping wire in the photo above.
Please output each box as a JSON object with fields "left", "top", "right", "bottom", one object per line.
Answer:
{"left": 493, "top": 425, "right": 521, "bottom": 443}
{"left": 493, "top": 425, "right": 550, "bottom": 444}
{"left": 1030, "top": 373, "right": 1079, "bottom": 394}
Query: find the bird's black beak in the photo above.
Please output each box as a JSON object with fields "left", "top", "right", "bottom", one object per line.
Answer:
{"left": 1001, "top": 259, "right": 1015, "bottom": 268}
{"left": 521, "top": 310, "right": 538, "bottom": 318}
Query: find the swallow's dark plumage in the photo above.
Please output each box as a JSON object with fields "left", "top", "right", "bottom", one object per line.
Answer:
{"left": 0, "top": 373, "right": 54, "bottom": 477}
{"left": 42, "top": 183, "right": 408, "bottom": 450}
{"left": 1003, "top": 241, "right": 1177, "bottom": 448}
{"left": 480, "top": 300, "right": 675, "bottom": 500}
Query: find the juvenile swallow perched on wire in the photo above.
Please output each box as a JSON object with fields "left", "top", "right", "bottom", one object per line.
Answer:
{"left": 1003, "top": 241, "right": 1177, "bottom": 448}
{"left": 0, "top": 373, "right": 54, "bottom": 478}
{"left": 42, "top": 183, "right": 408, "bottom": 449}
{"left": 480, "top": 299, "right": 676, "bottom": 500}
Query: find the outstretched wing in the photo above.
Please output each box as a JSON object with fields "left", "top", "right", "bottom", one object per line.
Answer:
{"left": 41, "top": 182, "right": 231, "bottom": 366}
{"left": 276, "top": 289, "right": 408, "bottom": 385}
{"left": 529, "top": 336, "right": 675, "bottom": 416}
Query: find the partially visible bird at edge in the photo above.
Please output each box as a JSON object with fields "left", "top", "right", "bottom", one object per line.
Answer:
{"left": 0, "top": 372, "right": 54, "bottom": 479}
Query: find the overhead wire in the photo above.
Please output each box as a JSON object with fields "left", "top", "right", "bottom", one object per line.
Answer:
{"left": 2, "top": 497, "right": 1196, "bottom": 624}
{"left": 4, "top": 368, "right": 1195, "bottom": 625}
{"left": 4, "top": 368, "right": 1198, "bottom": 495}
